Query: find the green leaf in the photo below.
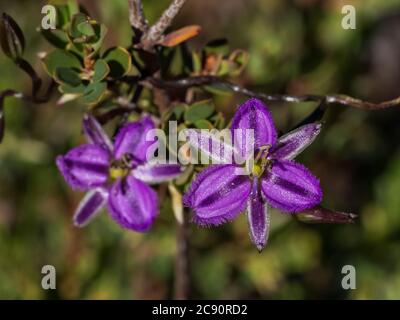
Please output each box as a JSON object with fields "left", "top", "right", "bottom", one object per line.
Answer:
{"left": 172, "top": 104, "right": 187, "bottom": 120}
{"left": 204, "top": 38, "right": 229, "bottom": 56}
{"left": 80, "top": 82, "right": 107, "bottom": 105}
{"left": 55, "top": 67, "right": 81, "bottom": 86}
{"left": 194, "top": 119, "right": 214, "bottom": 130}
{"left": 41, "top": 49, "right": 81, "bottom": 76}
{"left": 59, "top": 83, "right": 86, "bottom": 94}
{"left": 90, "top": 23, "right": 107, "bottom": 53}
{"left": 92, "top": 59, "right": 110, "bottom": 82}
{"left": 48, "top": 0, "right": 79, "bottom": 28}
{"left": 228, "top": 49, "right": 249, "bottom": 76}
{"left": 204, "top": 83, "right": 232, "bottom": 96}
{"left": 69, "top": 13, "right": 87, "bottom": 38}
{"left": 77, "top": 21, "right": 95, "bottom": 37}
{"left": 41, "top": 29, "right": 69, "bottom": 49}
{"left": 103, "top": 47, "right": 132, "bottom": 78}
{"left": 0, "top": 13, "right": 25, "bottom": 60}
{"left": 0, "top": 102, "right": 4, "bottom": 143}
{"left": 184, "top": 100, "right": 215, "bottom": 123}
{"left": 192, "top": 51, "right": 202, "bottom": 73}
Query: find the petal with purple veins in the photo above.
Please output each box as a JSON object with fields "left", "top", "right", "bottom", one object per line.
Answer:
{"left": 108, "top": 175, "right": 158, "bottom": 232}
{"left": 132, "top": 161, "right": 183, "bottom": 184}
{"left": 247, "top": 177, "right": 270, "bottom": 252}
{"left": 261, "top": 160, "right": 322, "bottom": 212}
{"left": 270, "top": 123, "right": 321, "bottom": 160}
{"left": 231, "top": 98, "right": 277, "bottom": 159}
{"left": 56, "top": 144, "right": 110, "bottom": 190}
{"left": 73, "top": 188, "right": 108, "bottom": 227}
{"left": 186, "top": 129, "right": 236, "bottom": 164}
{"left": 83, "top": 114, "right": 113, "bottom": 153}
{"left": 183, "top": 165, "right": 251, "bottom": 226}
{"left": 113, "top": 116, "right": 156, "bottom": 164}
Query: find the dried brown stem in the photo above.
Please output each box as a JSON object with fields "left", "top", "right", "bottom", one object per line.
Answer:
{"left": 141, "top": 0, "right": 188, "bottom": 49}
{"left": 174, "top": 210, "right": 190, "bottom": 300}
{"left": 148, "top": 76, "right": 400, "bottom": 111}
{"left": 128, "top": 0, "right": 148, "bottom": 32}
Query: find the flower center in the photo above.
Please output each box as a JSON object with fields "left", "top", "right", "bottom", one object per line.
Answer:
{"left": 109, "top": 153, "right": 135, "bottom": 181}
{"left": 250, "top": 145, "right": 272, "bottom": 178}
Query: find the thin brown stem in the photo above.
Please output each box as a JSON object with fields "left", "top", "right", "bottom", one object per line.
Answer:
{"left": 141, "top": 0, "right": 188, "bottom": 49}
{"left": 128, "top": 0, "right": 148, "bottom": 33}
{"left": 174, "top": 210, "right": 190, "bottom": 300}
{"left": 148, "top": 76, "right": 400, "bottom": 111}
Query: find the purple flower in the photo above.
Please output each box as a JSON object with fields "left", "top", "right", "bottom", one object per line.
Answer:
{"left": 183, "top": 98, "right": 323, "bottom": 251}
{"left": 56, "top": 114, "right": 183, "bottom": 232}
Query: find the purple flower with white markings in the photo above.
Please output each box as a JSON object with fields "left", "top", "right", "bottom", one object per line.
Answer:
{"left": 183, "top": 98, "right": 323, "bottom": 251}
{"left": 56, "top": 114, "right": 183, "bottom": 232}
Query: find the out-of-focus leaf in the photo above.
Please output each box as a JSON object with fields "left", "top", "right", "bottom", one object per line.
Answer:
{"left": 41, "top": 29, "right": 69, "bottom": 49}
{"left": 92, "top": 59, "right": 110, "bottom": 83}
{"left": 59, "top": 83, "right": 86, "bottom": 94}
{"left": 103, "top": 47, "right": 132, "bottom": 78}
{"left": 168, "top": 184, "right": 184, "bottom": 225}
{"left": 160, "top": 25, "right": 201, "bottom": 47}
{"left": 172, "top": 104, "right": 187, "bottom": 120}
{"left": 175, "top": 165, "right": 194, "bottom": 186}
{"left": 297, "top": 206, "right": 357, "bottom": 224}
{"left": 0, "top": 103, "right": 4, "bottom": 143}
{"left": 228, "top": 49, "right": 249, "bottom": 76}
{"left": 184, "top": 100, "right": 215, "bottom": 123}
{"left": 204, "top": 38, "right": 229, "bottom": 56}
{"left": 48, "top": 0, "right": 79, "bottom": 28}
{"left": 90, "top": 23, "right": 107, "bottom": 53}
{"left": 191, "top": 51, "right": 202, "bottom": 74}
{"left": 0, "top": 13, "right": 25, "bottom": 60}
{"left": 69, "top": 13, "right": 87, "bottom": 38}
{"left": 194, "top": 119, "right": 213, "bottom": 130}
{"left": 204, "top": 83, "right": 232, "bottom": 96}
{"left": 55, "top": 67, "right": 81, "bottom": 86}
{"left": 80, "top": 82, "right": 107, "bottom": 105}
{"left": 77, "top": 20, "right": 95, "bottom": 37}
{"left": 41, "top": 49, "right": 81, "bottom": 76}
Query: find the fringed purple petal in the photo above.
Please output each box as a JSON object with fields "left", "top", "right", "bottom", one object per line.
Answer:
{"left": 247, "top": 177, "right": 270, "bottom": 252}
{"left": 83, "top": 114, "right": 113, "bottom": 153}
{"left": 183, "top": 165, "right": 251, "bottom": 226}
{"left": 108, "top": 175, "right": 158, "bottom": 232}
{"left": 113, "top": 116, "right": 155, "bottom": 164}
{"left": 132, "top": 162, "right": 183, "bottom": 184}
{"left": 261, "top": 160, "right": 323, "bottom": 212}
{"left": 186, "top": 129, "right": 236, "bottom": 164}
{"left": 56, "top": 144, "right": 110, "bottom": 190}
{"left": 73, "top": 188, "right": 108, "bottom": 227}
{"left": 231, "top": 98, "right": 277, "bottom": 160}
{"left": 271, "top": 123, "right": 321, "bottom": 160}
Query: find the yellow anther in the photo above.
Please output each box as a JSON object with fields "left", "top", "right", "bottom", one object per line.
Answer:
{"left": 252, "top": 163, "right": 263, "bottom": 177}
{"left": 109, "top": 167, "right": 129, "bottom": 180}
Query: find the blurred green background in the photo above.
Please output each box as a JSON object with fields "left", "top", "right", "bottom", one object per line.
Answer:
{"left": 1, "top": 0, "right": 400, "bottom": 299}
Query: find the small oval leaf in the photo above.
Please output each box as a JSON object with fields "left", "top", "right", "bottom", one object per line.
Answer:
{"left": 184, "top": 100, "right": 215, "bottom": 123}
{"left": 92, "top": 59, "right": 110, "bottom": 83}
{"left": 0, "top": 13, "right": 25, "bottom": 60}
{"left": 55, "top": 67, "right": 82, "bottom": 86}
{"left": 80, "top": 82, "right": 107, "bottom": 105}
{"left": 103, "top": 47, "right": 132, "bottom": 78}
{"left": 41, "top": 49, "right": 82, "bottom": 76}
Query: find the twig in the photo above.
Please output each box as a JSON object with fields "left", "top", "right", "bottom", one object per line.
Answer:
{"left": 128, "top": 0, "right": 148, "bottom": 33}
{"left": 147, "top": 76, "right": 400, "bottom": 111}
{"left": 141, "top": 0, "right": 188, "bottom": 49}
{"left": 174, "top": 210, "right": 190, "bottom": 299}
